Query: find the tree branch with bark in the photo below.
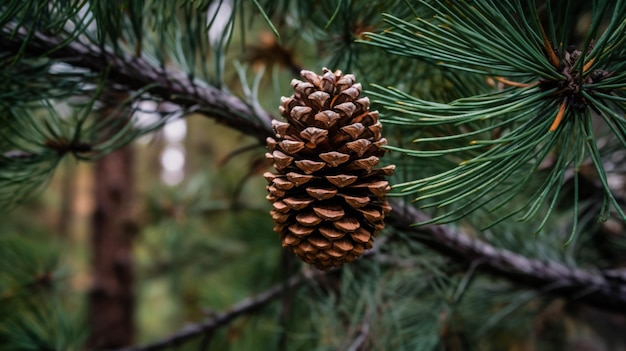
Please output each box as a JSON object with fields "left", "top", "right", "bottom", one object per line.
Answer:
{"left": 2, "top": 25, "right": 274, "bottom": 144}
{"left": 4, "top": 17, "right": 626, "bottom": 351}
{"left": 3, "top": 26, "right": 626, "bottom": 314}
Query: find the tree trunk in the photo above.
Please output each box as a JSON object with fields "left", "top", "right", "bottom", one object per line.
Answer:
{"left": 88, "top": 144, "right": 137, "bottom": 348}
{"left": 57, "top": 159, "right": 76, "bottom": 238}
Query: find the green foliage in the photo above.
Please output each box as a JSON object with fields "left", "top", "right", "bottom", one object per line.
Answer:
{"left": 3, "top": 0, "right": 626, "bottom": 350}
{"left": 0, "top": 234, "right": 85, "bottom": 351}
{"left": 0, "top": 0, "right": 276, "bottom": 208}
{"left": 272, "top": 235, "right": 576, "bottom": 351}
{"left": 365, "top": 0, "right": 626, "bottom": 238}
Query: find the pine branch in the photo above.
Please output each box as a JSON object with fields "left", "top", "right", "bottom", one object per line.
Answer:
{"left": 5, "top": 5, "right": 626, "bottom": 318}
{"left": 112, "top": 269, "right": 335, "bottom": 351}
{"left": 1, "top": 26, "right": 274, "bottom": 144}
{"left": 388, "top": 199, "right": 626, "bottom": 312}
{"left": 363, "top": 2, "right": 626, "bottom": 235}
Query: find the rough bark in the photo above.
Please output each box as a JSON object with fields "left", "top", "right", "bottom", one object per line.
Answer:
{"left": 388, "top": 199, "right": 626, "bottom": 311}
{"left": 1, "top": 25, "right": 273, "bottom": 144}
{"left": 88, "top": 143, "right": 137, "bottom": 348}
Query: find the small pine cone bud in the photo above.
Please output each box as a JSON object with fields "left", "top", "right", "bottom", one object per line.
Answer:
{"left": 265, "top": 67, "right": 394, "bottom": 270}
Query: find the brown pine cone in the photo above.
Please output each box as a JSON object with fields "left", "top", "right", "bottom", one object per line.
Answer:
{"left": 265, "top": 68, "right": 394, "bottom": 270}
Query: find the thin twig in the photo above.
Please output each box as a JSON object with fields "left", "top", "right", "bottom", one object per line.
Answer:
{"left": 113, "top": 270, "right": 331, "bottom": 351}
{"left": 217, "top": 143, "right": 262, "bottom": 166}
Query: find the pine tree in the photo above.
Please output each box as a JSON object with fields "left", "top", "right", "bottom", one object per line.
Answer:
{"left": 2, "top": 1, "right": 626, "bottom": 350}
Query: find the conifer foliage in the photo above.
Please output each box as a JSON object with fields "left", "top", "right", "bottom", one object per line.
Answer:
{"left": 2, "top": 0, "right": 626, "bottom": 350}
{"left": 366, "top": 1, "right": 626, "bottom": 237}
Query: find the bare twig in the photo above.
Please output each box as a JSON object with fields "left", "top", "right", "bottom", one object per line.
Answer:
{"left": 113, "top": 269, "right": 332, "bottom": 351}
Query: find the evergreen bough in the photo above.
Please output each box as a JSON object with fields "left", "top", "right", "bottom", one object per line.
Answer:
{"left": 2, "top": 0, "right": 626, "bottom": 350}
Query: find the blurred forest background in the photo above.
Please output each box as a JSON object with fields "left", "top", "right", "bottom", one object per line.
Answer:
{"left": 2, "top": 1, "right": 626, "bottom": 350}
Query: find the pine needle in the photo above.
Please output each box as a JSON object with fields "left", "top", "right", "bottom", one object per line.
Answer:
{"left": 251, "top": 0, "right": 280, "bottom": 38}
{"left": 549, "top": 99, "right": 568, "bottom": 132}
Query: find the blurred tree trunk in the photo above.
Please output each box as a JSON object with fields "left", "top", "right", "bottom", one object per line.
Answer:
{"left": 57, "top": 159, "right": 76, "bottom": 238}
{"left": 88, "top": 96, "right": 137, "bottom": 348}
{"left": 88, "top": 145, "right": 136, "bottom": 348}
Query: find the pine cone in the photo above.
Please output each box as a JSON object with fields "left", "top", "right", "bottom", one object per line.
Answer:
{"left": 265, "top": 68, "right": 394, "bottom": 270}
